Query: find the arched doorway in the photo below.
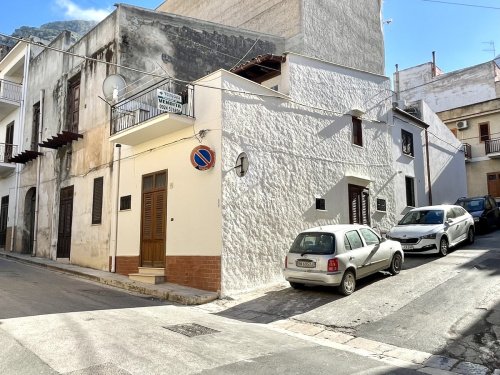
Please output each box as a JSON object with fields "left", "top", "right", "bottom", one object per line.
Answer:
{"left": 23, "top": 188, "right": 36, "bottom": 254}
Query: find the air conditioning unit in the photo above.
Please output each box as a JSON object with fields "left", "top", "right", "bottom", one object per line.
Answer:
{"left": 457, "top": 120, "right": 468, "bottom": 130}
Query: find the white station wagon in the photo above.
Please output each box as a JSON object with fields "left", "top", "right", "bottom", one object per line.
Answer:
{"left": 284, "top": 224, "right": 404, "bottom": 295}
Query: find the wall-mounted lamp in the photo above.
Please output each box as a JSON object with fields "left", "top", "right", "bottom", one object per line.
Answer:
{"left": 350, "top": 108, "right": 365, "bottom": 118}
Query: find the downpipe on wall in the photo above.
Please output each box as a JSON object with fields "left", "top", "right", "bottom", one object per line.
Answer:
{"left": 32, "top": 89, "right": 44, "bottom": 257}
{"left": 111, "top": 143, "right": 121, "bottom": 272}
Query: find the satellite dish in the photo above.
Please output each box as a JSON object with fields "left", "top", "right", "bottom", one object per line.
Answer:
{"left": 102, "top": 74, "right": 126, "bottom": 102}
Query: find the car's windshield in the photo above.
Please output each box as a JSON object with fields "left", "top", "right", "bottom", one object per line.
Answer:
{"left": 456, "top": 199, "right": 484, "bottom": 212}
{"left": 399, "top": 209, "right": 444, "bottom": 225}
{"left": 289, "top": 233, "right": 336, "bottom": 255}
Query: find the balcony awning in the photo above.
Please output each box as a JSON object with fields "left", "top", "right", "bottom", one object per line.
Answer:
{"left": 39, "top": 131, "right": 83, "bottom": 149}
{"left": 8, "top": 150, "right": 43, "bottom": 164}
{"left": 230, "top": 54, "right": 286, "bottom": 84}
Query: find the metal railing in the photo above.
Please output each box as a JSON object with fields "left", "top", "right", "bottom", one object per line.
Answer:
{"left": 0, "top": 143, "right": 18, "bottom": 163}
{"left": 110, "top": 79, "right": 194, "bottom": 136}
{"left": 462, "top": 143, "right": 471, "bottom": 159}
{"left": 485, "top": 138, "right": 500, "bottom": 155}
{"left": 0, "top": 78, "right": 22, "bottom": 103}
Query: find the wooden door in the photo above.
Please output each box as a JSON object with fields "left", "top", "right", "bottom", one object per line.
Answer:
{"left": 5, "top": 121, "right": 14, "bottom": 161}
{"left": 141, "top": 171, "right": 167, "bottom": 267}
{"left": 0, "top": 196, "right": 8, "bottom": 247}
{"left": 487, "top": 172, "right": 500, "bottom": 198}
{"left": 348, "top": 184, "right": 370, "bottom": 225}
{"left": 68, "top": 79, "right": 80, "bottom": 133}
{"left": 57, "top": 186, "right": 74, "bottom": 258}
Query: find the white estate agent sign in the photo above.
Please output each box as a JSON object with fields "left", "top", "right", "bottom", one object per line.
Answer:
{"left": 157, "top": 89, "right": 183, "bottom": 113}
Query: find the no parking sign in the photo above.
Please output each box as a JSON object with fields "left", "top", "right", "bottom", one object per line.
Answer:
{"left": 190, "top": 145, "right": 216, "bottom": 171}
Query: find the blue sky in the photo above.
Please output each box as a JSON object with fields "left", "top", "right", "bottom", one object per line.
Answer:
{"left": 1, "top": 0, "right": 499, "bottom": 77}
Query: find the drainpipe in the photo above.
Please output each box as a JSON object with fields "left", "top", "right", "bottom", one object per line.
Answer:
{"left": 111, "top": 143, "right": 121, "bottom": 272}
{"left": 431, "top": 51, "right": 437, "bottom": 78}
{"left": 395, "top": 64, "right": 400, "bottom": 101}
{"left": 425, "top": 128, "right": 433, "bottom": 205}
{"left": 32, "top": 89, "right": 43, "bottom": 256}
{"left": 11, "top": 43, "right": 31, "bottom": 252}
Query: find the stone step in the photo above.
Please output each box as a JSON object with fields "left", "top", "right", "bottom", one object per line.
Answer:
{"left": 138, "top": 267, "right": 165, "bottom": 276}
{"left": 128, "top": 273, "right": 165, "bottom": 285}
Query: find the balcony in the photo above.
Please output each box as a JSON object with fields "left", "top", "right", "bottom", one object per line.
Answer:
{"left": 485, "top": 138, "right": 500, "bottom": 158}
{"left": 109, "top": 80, "right": 195, "bottom": 146}
{"left": 0, "top": 143, "right": 17, "bottom": 176}
{"left": 0, "top": 79, "right": 22, "bottom": 121}
{"left": 462, "top": 143, "right": 471, "bottom": 161}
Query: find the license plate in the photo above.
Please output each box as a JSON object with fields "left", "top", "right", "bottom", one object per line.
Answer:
{"left": 402, "top": 245, "right": 414, "bottom": 250}
{"left": 296, "top": 260, "right": 316, "bottom": 268}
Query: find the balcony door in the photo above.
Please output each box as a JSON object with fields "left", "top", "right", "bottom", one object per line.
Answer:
{"left": 57, "top": 186, "right": 74, "bottom": 258}
{"left": 140, "top": 171, "right": 167, "bottom": 268}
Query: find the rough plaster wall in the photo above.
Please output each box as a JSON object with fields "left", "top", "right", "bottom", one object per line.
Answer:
{"left": 157, "top": 0, "right": 301, "bottom": 39}
{"left": 118, "top": 5, "right": 284, "bottom": 88}
{"left": 399, "top": 62, "right": 498, "bottom": 113}
{"left": 302, "top": 0, "right": 384, "bottom": 75}
{"left": 220, "top": 56, "right": 395, "bottom": 294}
{"left": 419, "top": 101, "right": 467, "bottom": 204}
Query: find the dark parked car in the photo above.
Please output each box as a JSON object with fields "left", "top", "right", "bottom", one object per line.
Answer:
{"left": 455, "top": 195, "right": 500, "bottom": 232}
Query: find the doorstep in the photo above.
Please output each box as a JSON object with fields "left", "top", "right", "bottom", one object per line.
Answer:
{"left": 0, "top": 250, "right": 219, "bottom": 305}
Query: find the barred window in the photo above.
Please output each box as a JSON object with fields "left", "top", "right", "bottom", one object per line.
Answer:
{"left": 402, "top": 130, "right": 414, "bottom": 157}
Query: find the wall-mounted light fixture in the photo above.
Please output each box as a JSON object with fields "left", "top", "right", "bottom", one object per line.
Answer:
{"left": 350, "top": 108, "right": 365, "bottom": 118}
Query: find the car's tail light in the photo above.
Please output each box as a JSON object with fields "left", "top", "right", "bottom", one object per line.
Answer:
{"left": 328, "top": 258, "right": 338, "bottom": 272}
{"left": 285, "top": 256, "right": 288, "bottom": 269}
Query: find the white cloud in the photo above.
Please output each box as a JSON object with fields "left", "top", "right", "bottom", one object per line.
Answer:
{"left": 55, "top": 0, "right": 112, "bottom": 21}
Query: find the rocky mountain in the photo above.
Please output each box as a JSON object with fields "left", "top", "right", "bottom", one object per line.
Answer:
{"left": 0, "top": 20, "right": 97, "bottom": 59}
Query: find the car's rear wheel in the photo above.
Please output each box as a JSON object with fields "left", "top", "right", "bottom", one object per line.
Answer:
{"left": 439, "top": 237, "right": 449, "bottom": 257}
{"left": 388, "top": 253, "right": 402, "bottom": 275}
{"left": 466, "top": 227, "right": 475, "bottom": 244}
{"left": 289, "top": 282, "right": 304, "bottom": 289}
{"left": 338, "top": 270, "right": 356, "bottom": 296}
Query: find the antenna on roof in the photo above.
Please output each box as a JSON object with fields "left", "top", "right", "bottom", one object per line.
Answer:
{"left": 482, "top": 41, "right": 496, "bottom": 59}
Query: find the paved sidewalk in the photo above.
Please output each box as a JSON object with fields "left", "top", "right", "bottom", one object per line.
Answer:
{"left": 0, "top": 250, "right": 218, "bottom": 305}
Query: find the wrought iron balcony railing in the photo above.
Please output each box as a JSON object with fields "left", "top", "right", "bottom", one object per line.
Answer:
{"left": 0, "top": 78, "right": 22, "bottom": 103}
{"left": 0, "top": 143, "right": 18, "bottom": 163}
{"left": 462, "top": 143, "right": 471, "bottom": 159}
{"left": 485, "top": 138, "right": 500, "bottom": 155}
{"left": 110, "top": 79, "right": 194, "bottom": 136}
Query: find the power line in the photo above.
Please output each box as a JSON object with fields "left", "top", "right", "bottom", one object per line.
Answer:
{"left": 421, "top": 0, "right": 500, "bottom": 10}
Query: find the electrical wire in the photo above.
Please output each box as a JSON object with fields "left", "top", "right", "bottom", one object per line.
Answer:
{"left": 421, "top": 0, "right": 500, "bottom": 10}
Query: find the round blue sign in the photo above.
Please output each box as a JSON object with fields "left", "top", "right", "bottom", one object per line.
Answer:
{"left": 190, "top": 145, "right": 215, "bottom": 170}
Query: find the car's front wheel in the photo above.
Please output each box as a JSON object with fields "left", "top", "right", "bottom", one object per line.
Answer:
{"left": 439, "top": 237, "right": 449, "bottom": 257}
{"left": 338, "top": 270, "right": 356, "bottom": 296}
{"left": 388, "top": 253, "right": 402, "bottom": 275}
{"left": 466, "top": 227, "right": 475, "bottom": 244}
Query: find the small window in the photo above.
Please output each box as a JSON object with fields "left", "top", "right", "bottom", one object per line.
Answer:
{"left": 120, "top": 195, "right": 131, "bottom": 210}
{"left": 401, "top": 129, "right": 414, "bottom": 157}
{"left": 67, "top": 74, "right": 81, "bottom": 133}
{"left": 376, "top": 198, "right": 387, "bottom": 212}
{"left": 405, "top": 176, "right": 415, "bottom": 207}
{"left": 315, "top": 198, "right": 326, "bottom": 211}
{"left": 359, "top": 228, "right": 380, "bottom": 246}
{"left": 91, "top": 177, "right": 104, "bottom": 224}
{"left": 479, "top": 123, "right": 490, "bottom": 143}
{"left": 345, "top": 230, "right": 363, "bottom": 250}
{"left": 352, "top": 116, "right": 363, "bottom": 147}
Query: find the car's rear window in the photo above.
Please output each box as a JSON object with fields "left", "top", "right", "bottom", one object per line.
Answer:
{"left": 456, "top": 199, "right": 484, "bottom": 212}
{"left": 289, "top": 233, "right": 336, "bottom": 255}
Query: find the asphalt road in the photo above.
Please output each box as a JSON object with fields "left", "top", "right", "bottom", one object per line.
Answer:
{"left": 0, "top": 258, "right": 168, "bottom": 319}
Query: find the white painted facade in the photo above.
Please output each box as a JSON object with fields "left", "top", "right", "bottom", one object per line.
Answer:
{"left": 396, "top": 61, "right": 500, "bottom": 113}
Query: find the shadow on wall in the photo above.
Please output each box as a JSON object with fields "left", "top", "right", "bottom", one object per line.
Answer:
{"left": 429, "top": 147, "right": 466, "bottom": 204}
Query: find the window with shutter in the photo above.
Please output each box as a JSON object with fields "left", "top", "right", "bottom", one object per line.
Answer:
{"left": 92, "top": 177, "right": 103, "bottom": 224}
{"left": 352, "top": 117, "right": 363, "bottom": 147}
{"left": 67, "top": 75, "right": 81, "bottom": 133}
{"left": 479, "top": 123, "right": 490, "bottom": 143}
{"left": 32, "top": 102, "right": 40, "bottom": 151}
{"left": 142, "top": 192, "right": 153, "bottom": 240}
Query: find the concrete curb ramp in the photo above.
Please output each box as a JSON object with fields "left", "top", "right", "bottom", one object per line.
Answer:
{"left": 0, "top": 251, "right": 219, "bottom": 305}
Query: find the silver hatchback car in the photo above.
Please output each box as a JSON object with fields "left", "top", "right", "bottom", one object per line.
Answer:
{"left": 284, "top": 224, "right": 404, "bottom": 295}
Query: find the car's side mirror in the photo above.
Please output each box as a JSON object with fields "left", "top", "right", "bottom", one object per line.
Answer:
{"left": 445, "top": 218, "right": 453, "bottom": 225}
{"left": 380, "top": 237, "right": 387, "bottom": 242}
